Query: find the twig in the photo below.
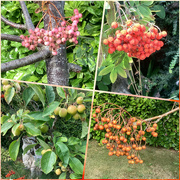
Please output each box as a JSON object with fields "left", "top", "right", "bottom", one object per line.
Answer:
{"left": 1, "top": 34, "right": 22, "bottom": 42}
{"left": 1, "top": 49, "right": 51, "bottom": 72}
{"left": 68, "top": 63, "right": 82, "bottom": 72}
{"left": 143, "top": 107, "right": 179, "bottom": 122}
{"left": 1, "top": 15, "right": 26, "bottom": 30}
{"left": 20, "top": 1, "right": 34, "bottom": 30}
{"left": 138, "top": 59, "right": 143, "bottom": 95}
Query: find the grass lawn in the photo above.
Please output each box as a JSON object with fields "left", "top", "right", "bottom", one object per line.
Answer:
{"left": 84, "top": 140, "right": 179, "bottom": 179}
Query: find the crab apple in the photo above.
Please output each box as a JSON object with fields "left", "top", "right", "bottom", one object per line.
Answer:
{"left": 40, "top": 124, "right": 49, "bottom": 133}
{"left": 77, "top": 104, "right": 86, "bottom": 113}
{"left": 2, "top": 80, "right": 9, "bottom": 85}
{"left": 55, "top": 169, "right": 61, "bottom": 175}
{"left": 76, "top": 96, "right": 83, "bottom": 104}
{"left": 59, "top": 108, "right": 68, "bottom": 118}
{"left": 12, "top": 128, "right": 21, "bottom": 136}
{"left": 18, "top": 124, "right": 25, "bottom": 131}
{"left": 67, "top": 105, "right": 77, "bottom": 115}
{"left": 54, "top": 107, "right": 61, "bottom": 115}
{"left": 73, "top": 113, "right": 81, "bottom": 120}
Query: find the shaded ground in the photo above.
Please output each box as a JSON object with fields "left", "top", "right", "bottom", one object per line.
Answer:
{"left": 85, "top": 140, "right": 179, "bottom": 179}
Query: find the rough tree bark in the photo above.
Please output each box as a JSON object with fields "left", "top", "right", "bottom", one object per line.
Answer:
{"left": 43, "top": 1, "right": 69, "bottom": 86}
{"left": 1, "top": 1, "right": 81, "bottom": 86}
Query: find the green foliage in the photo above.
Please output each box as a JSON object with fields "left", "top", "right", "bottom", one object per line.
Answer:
{"left": 1, "top": 1, "right": 104, "bottom": 89}
{"left": 91, "top": 92, "right": 179, "bottom": 150}
{"left": 139, "top": 1, "right": 179, "bottom": 99}
{"left": 98, "top": 1, "right": 179, "bottom": 99}
{"left": 65, "top": 1, "right": 103, "bottom": 89}
{"left": 1, "top": 81, "right": 92, "bottom": 178}
{"left": 1, "top": 147, "right": 12, "bottom": 162}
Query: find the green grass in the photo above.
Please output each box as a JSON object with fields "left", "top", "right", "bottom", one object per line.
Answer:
{"left": 85, "top": 140, "right": 179, "bottom": 179}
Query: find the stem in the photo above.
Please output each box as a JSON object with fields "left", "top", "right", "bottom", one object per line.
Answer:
{"left": 1, "top": 15, "right": 26, "bottom": 30}
{"left": 20, "top": 1, "right": 35, "bottom": 30}
{"left": 115, "top": 2, "right": 124, "bottom": 25}
{"left": 138, "top": 59, "right": 143, "bottom": 95}
{"left": 1, "top": 34, "right": 22, "bottom": 42}
{"left": 143, "top": 107, "right": 179, "bottom": 122}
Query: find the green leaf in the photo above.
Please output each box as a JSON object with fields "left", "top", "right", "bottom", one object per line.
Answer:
{"left": 59, "top": 172, "right": 67, "bottom": 179}
{"left": 68, "top": 137, "right": 80, "bottom": 145}
{"left": 45, "top": 85, "right": 55, "bottom": 104}
{"left": 124, "top": 56, "right": 132, "bottom": 70}
{"left": 9, "top": 138, "right": 20, "bottom": 161}
{"left": 110, "top": 70, "right": 117, "bottom": 83}
{"left": 43, "top": 101, "right": 60, "bottom": 117}
{"left": 57, "top": 137, "right": 68, "bottom": 143}
{"left": 28, "top": 84, "right": 46, "bottom": 107}
{"left": 141, "top": 1, "right": 154, "bottom": 6}
{"left": 23, "top": 143, "right": 37, "bottom": 155}
{"left": 69, "top": 156, "right": 83, "bottom": 175}
{"left": 24, "top": 122, "right": 41, "bottom": 136}
{"left": 56, "top": 87, "right": 66, "bottom": 99}
{"left": 129, "top": 1, "right": 135, "bottom": 6}
{"left": 4, "top": 87, "right": 15, "bottom": 104}
{"left": 37, "top": 137, "right": 51, "bottom": 149}
{"left": 137, "top": 5, "right": 152, "bottom": 18}
{"left": 55, "top": 142, "right": 70, "bottom": 167}
{"left": 68, "top": 88, "right": 77, "bottom": 100}
{"left": 41, "top": 151, "right": 57, "bottom": 174}
{"left": 153, "top": 5, "right": 165, "bottom": 19}
{"left": 81, "top": 121, "right": 88, "bottom": 138}
{"left": 28, "top": 111, "right": 51, "bottom": 121}
{"left": 1, "top": 121, "right": 14, "bottom": 136}
{"left": 70, "top": 173, "right": 82, "bottom": 179}
{"left": 99, "top": 64, "right": 115, "bottom": 76}
{"left": 117, "top": 67, "right": 127, "bottom": 78}
{"left": 22, "top": 87, "right": 35, "bottom": 106}
{"left": 107, "top": 1, "right": 116, "bottom": 26}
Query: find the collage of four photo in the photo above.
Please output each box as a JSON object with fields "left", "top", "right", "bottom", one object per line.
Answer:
{"left": 1, "top": 1, "right": 179, "bottom": 179}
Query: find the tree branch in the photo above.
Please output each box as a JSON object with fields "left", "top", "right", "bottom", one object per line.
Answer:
{"left": 143, "top": 107, "right": 179, "bottom": 122}
{"left": 1, "top": 34, "right": 22, "bottom": 42}
{"left": 1, "top": 15, "right": 26, "bottom": 30}
{"left": 68, "top": 63, "right": 82, "bottom": 72}
{"left": 1, "top": 34, "right": 43, "bottom": 47}
{"left": 1, "top": 49, "right": 51, "bottom": 72}
{"left": 20, "top": 1, "right": 34, "bottom": 30}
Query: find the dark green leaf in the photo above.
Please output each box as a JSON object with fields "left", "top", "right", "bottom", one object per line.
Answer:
{"left": 22, "top": 87, "right": 35, "bottom": 106}
{"left": 9, "top": 138, "right": 20, "bottom": 161}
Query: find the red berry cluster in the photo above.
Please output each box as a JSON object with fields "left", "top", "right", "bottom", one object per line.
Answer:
{"left": 103, "top": 21, "right": 167, "bottom": 60}
{"left": 15, "top": 175, "right": 25, "bottom": 179}
{"left": 92, "top": 105, "right": 158, "bottom": 164}
{"left": 20, "top": 9, "right": 82, "bottom": 55}
{"left": 5, "top": 170, "right": 15, "bottom": 177}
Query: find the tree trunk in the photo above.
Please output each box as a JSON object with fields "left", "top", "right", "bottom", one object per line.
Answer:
{"left": 44, "top": 1, "right": 69, "bottom": 86}
{"left": 111, "top": 75, "right": 131, "bottom": 94}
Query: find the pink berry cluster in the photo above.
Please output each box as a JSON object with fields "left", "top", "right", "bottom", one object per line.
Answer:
{"left": 20, "top": 9, "right": 82, "bottom": 55}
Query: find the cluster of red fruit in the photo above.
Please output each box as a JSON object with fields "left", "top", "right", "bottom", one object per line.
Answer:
{"left": 20, "top": 9, "right": 82, "bottom": 55}
{"left": 5, "top": 170, "right": 15, "bottom": 177}
{"left": 103, "top": 20, "right": 167, "bottom": 60}
{"left": 93, "top": 107, "right": 158, "bottom": 164}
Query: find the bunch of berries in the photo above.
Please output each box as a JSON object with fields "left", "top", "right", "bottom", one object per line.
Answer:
{"left": 92, "top": 104, "right": 158, "bottom": 164}
{"left": 5, "top": 170, "right": 15, "bottom": 177}
{"left": 103, "top": 20, "right": 167, "bottom": 60}
{"left": 20, "top": 9, "right": 82, "bottom": 55}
